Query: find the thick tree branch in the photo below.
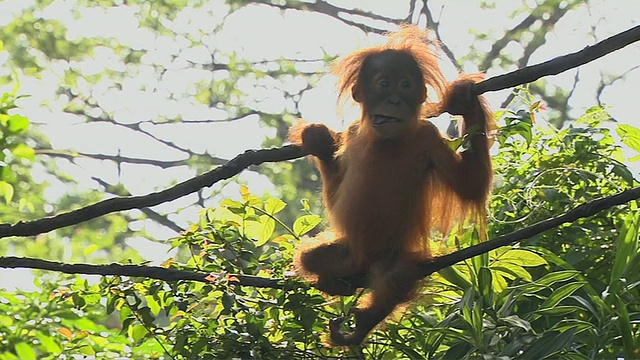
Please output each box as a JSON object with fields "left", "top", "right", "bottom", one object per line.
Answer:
{"left": 473, "top": 25, "right": 640, "bottom": 95}
{"left": 423, "top": 186, "right": 640, "bottom": 275}
{"left": 345, "top": 186, "right": 640, "bottom": 288}
{"left": 90, "top": 176, "right": 186, "bottom": 234}
{"left": 0, "top": 256, "right": 282, "bottom": 288}
{"left": 1, "top": 26, "right": 638, "bottom": 239}
{"left": 1, "top": 186, "right": 638, "bottom": 289}
{"left": 0, "top": 146, "right": 307, "bottom": 238}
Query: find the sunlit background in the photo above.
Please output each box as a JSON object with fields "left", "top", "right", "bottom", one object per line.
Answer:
{"left": 0, "top": 0, "right": 638, "bottom": 289}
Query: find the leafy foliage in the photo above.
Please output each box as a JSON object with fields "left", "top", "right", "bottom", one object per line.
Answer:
{"left": 1, "top": 102, "right": 638, "bottom": 358}
{"left": 0, "top": 88, "right": 36, "bottom": 212}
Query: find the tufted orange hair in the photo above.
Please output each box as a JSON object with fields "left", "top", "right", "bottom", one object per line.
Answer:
{"left": 332, "top": 25, "right": 447, "bottom": 118}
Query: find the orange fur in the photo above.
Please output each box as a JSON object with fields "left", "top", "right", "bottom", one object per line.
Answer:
{"left": 288, "top": 26, "right": 494, "bottom": 346}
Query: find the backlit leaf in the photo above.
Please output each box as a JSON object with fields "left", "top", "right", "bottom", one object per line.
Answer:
{"left": 293, "top": 214, "right": 321, "bottom": 236}
{"left": 264, "top": 197, "right": 286, "bottom": 215}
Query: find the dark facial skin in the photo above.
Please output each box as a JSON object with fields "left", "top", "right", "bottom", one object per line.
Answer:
{"left": 352, "top": 50, "right": 426, "bottom": 139}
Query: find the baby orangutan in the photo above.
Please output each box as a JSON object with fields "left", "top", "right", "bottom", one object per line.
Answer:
{"left": 289, "top": 26, "right": 495, "bottom": 346}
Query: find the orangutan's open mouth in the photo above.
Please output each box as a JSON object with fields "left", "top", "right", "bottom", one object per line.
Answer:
{"left": 372, "top": 115, "right": 402, "bottom": 125}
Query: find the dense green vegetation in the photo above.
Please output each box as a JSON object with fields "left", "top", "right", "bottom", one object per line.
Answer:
{"left": 2, "top": 91, "right": 639, "bottom": 358}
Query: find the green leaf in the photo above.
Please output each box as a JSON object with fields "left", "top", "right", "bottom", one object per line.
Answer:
{"left": 472, "top": 301, "right": 483, "bottom": 336}
{"left": 222, "top": 292, "right": 234, "bottom": 311}
{"left": 0, "top": 181, "right": 14, "bottom": 204}
{"left": 501, "top": 315, "right": 531, "bottom": 332}
{"left": 539, "top": 282, "right": 586, "bottom": 310}
{"left": 445, "top": 136, "right": 463, "bottom": 151}
{"left": 617, "top": 123, "right": 640, "bottom": 153}
{"left": 461, "top": 298, "right": 473, "bottom": 326}
{"left": 36, "top": 332, "right": 62, "bottom": 354}
{"left": 520, "top": 329, "right": 575, "bottom": 360}
{"left": 7, "top": 114, "right": 29, "bottom": 133}
{"left": 77, "top": 345, "right": 95, "bottom": 355}
{"left": 10, "top": 144, "right": 35, "bottom": 161}
{"left": 242, "top": 214, "right": 275, "bottom": 245}
{"left": 536, "top": 270, "right": 580, "bottom": 287}
{"left": 191, "top": 338, "right": 208, "bottom": 356}
{"left": 300, "top": 308, "right": 317, "bottom": 330}
{"left": 293, "top": 214, "right": 321, "bottom": 236}
{"left": 501, "top": 114, "right": 533, "bottom": 146}
{"left": 552, "top": 319, "right": 595, "bottom": 334}
{"left": 220, "top": 198, "right": 245, "bottom": 215}
{"left": 0, "top": 352, "right": 19, "bottom": 360}
{"left": 301, "top": 198, "right": 310, "bottom": 211}
{"left": 83, "top": 244, "right": 99, "bottom": 256}
{"left": 129, "top": 324, "right": 149, "bottom": 342}
{"left": 119, "top": 305, "right": 133, "bottom": 323}
{"left": 611, "top": 163, "right": 635, "bottom": 183}
{"left": 492, "top": 272, "right": 508, "bottom": 293}
{"left": 395, "top": 342, "right": 425, "bottom": 359}
{"left": 146, "top": 295, "right": 161, "bottom": 316}
{"left": 255, "top": 215, "right": 275, "bottom": 246}
{"left": 610, "top": 213, "right": 639, "bottom": 287}
{"left": 491, "top": 264, "right": 532, "bottom": 281}
{"left": 14, "top": 342, "right": 36, "bottom": 360}
{"left": 443, "top": 342, "right": 473, "bottom": 360}
{"left": 496, "top": 249, "right": 547, "bottom": 267}
{"left": 106, "top": 294, "right": 117, "bottom": 314}
{"left": 264, "top": 197, "right": 286, "bottom": 215}
{"left": 439, "top": 266, "right": 472, "bottom": 289}
{"left": 471, "top": 246, "right": 488, "bottom": 273}
{"left": 478, "top": 266, "right": 492, "bottom": 302}
{"left": 535, "top": 305, "right": 584, "bottom": 316}
{"left": 240, "top": 185, "right": 262, "bottom": 206}
{"left": 614, "top": 294, "right": 635, "bottom": 359}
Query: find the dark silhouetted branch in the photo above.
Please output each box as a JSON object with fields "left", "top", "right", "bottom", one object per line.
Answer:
{"left": 420, "top": 186, "right": 640, "bottom": 276}
{"left": 2, "top": 186, "right": 638, "bottom": 289}
{"left": 343, "top": 186, "right": 640, "bottom": 288}
{"left": 0, "top": 256, "right": 283, "bottom": 289}
{"left": 0, "top": 146, "right": 307, "bottom": 239}
{"left": 473, "top": 25, "right": 640, "bottom": 95}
